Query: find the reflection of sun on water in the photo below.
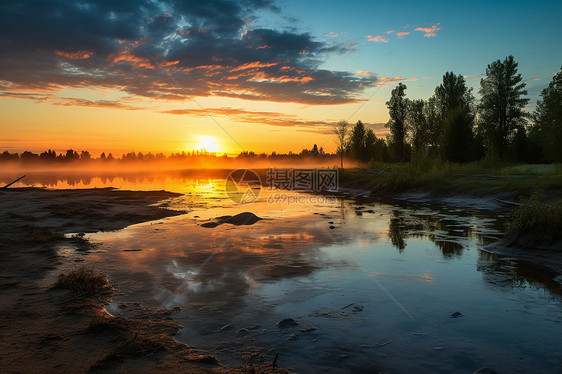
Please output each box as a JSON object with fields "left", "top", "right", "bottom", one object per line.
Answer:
{"left": 195, "top": 136, "right": 220, "bottom": 153}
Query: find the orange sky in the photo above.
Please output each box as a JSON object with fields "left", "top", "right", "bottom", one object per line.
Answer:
{"left": 0, "top": 89, "right": 391, "bottom": 156}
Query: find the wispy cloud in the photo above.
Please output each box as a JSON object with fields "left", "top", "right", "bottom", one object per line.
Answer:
{"left": 415, "top": 23, "right": 441, "bottom": 37}
{"left": 356, "top": 70, "right": 377, "bottom": 76}
{"left": 367, "top": 35, "right": 388, "bottom": 43}
{"left": 396, "top": 31, "right": 410, "bottom": 39}
{"left": 385, "top": 30, "right": 394, "bottom": 34}
{"left": 161, "top": 107, "right": 334, "bottom": 134}
{"left": 463, "top": 73, "right": 481, "bottom": 78}
{"left": 53, "top": 98, "right": 144, "bottom": 110}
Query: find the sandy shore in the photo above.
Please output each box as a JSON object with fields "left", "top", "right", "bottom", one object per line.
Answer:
{"left": 0, "top": 188, "right": 285, "bottom": 374}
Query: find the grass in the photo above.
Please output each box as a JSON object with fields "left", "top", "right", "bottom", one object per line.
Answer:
{"left": 53, "top": 266, "right": 110, "bottom": 293}
{"left": 509, "top": 194, "right": 562, "bottom": 237}
{"left": 341, "top": 160, "right": 562, "bottom": 196}
{"left": 31, "top": 226, "right": 65, "bottom": 243}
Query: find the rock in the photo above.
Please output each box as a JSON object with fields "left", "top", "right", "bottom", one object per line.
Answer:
{"left": 276, "top": 318, "right": 298, "bottom": 328}
{"left": 329, "top": 225, "right": 336, "bottom": 229}
{"left": 223, "top": 212, "right": 262, "bottom": 225}
{"left": 237, "top": 328, "right": 250, "bottom": 335}
{"left": 201, "top": 212, "right": 262, "bottom": 228}
{"left": 299, "top": 326, "right": 316, "bottom": 332}
{"left": 200, "top": 221, "right": 220, "bottom": 228}
{"left": 352, "top": 306, "right": 363, "bottom": 312}
{"left": 355, "top": 211, "right": 363, "bottom": 216}
{"left": 366, "top": 210, "right": 375, "bottom": 213}
{"left": 288, "top": 334, "right": 299, "bottom": 340}
{"left": 450, "top": 312, "right": 463, "bottom": 318}
{"left": 473, "top": 368, "right": 498, "bottom": 374}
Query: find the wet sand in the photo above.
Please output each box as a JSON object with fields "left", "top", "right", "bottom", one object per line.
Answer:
{"left": 0, "top": 188, "right": 285, "bottom": 374}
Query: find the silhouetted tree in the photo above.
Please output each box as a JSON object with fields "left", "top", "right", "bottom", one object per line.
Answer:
{"left": 334, "top": 120, "right": 350, "bottom": 168}
{"left": 532, "top": 66, "right": 562, "bottom": 162}
{"left": 440, "top": 107, "right": 476, "bottom": 163}
{"left": 424, "top": 96, "right": 441, "bottom": 152}
{"left": 349, "top": 120, "right": 367, "bottom": 161}
{"left": 385, "top": 83, "right": 408, "bottom": 161}
{"left": 407, "top": 99, "right": 429, "bottom": 153}
{"left": 479, "top": 55, "right": 529, "bottom": 160}
{"left": 434, "top": 72, "right": 476, "bottom": 162}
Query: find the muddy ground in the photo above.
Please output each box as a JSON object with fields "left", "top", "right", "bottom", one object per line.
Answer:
{"left": 0, "top": 188, "right": 285, "bottom": 374}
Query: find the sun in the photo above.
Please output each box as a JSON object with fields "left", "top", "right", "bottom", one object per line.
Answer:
{"left": 195, "top": 135, "right": 220, "bottom": 153}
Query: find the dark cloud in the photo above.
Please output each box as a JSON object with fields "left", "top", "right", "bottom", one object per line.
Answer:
{"left": 0, "top": 0, "right": 376, "bottom": 105}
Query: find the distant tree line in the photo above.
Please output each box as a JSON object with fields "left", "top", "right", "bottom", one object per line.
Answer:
{"left": 335, "top": 57, "right": 562, "bottom": 165}
{"left": 0, "top": 146, "right": 338, "bottom": 164}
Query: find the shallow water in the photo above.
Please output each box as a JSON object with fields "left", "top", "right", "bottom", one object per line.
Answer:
{"left": 8, "top": 173, "right": 562, "bottom": 373}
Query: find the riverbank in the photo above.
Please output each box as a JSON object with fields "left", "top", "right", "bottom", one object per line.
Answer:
{"left": 0, "top": 188, "right": 286, "bottom": 373}
{"left": 338, "top": 165, "right": 562, "bottom": 276}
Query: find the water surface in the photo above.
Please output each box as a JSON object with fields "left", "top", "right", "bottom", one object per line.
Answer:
{"left": 6, "top": 172, "right": 562, "bottom": 373}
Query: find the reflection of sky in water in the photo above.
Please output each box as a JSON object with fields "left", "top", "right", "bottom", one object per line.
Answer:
{"left": 44, "top": 174, "right": 562, "bottom": 373}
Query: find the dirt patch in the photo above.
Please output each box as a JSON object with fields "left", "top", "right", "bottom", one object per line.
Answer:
{"left": 0, "top": 188, "right": 286, "bottom": 373}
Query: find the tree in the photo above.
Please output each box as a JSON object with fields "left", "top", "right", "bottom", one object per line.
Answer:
{"left": 479, "top": 55, "right": 529, "bottom": 160}
{"left": 334, "top": 120, "right": 350, "bottom": 168}
{"left": 385, "top": 83, "right": 408, "bottom": 161}
{"left": 433, "top": 72, "right": 476, "bottom": 162}
{"left": 533, "top": 66, "right": 562, "bottom": 162}
{"left": 407, "top": 99, "right": 429, "bottom": 152}
{"left": 440, "top": 107, "right": 476, "bottom": 163}
{"left": 349, "top": 120, "right": 367, "bottom": 161}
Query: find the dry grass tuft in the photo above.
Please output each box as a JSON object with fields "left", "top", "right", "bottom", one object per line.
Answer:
{"left": 53, "top": 267, "right": 110, "bottom": 293}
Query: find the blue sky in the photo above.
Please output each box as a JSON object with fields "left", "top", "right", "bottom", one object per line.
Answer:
{"left": 260, "top": 0, "right": 561, "bottom": 107}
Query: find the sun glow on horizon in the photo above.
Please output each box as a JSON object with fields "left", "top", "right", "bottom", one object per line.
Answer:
{"left": 194, "top": 135, "right": 221, "bottom": 153}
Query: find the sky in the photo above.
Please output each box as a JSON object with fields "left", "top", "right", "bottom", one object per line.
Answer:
{"left": 0, "top": 0, "right": 560, "bottom": 156}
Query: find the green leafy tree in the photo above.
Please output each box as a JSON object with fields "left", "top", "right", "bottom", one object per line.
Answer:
{"left": 533, "top": 66, "right": 562, "bottom": 162}
{"left": 479, "top": 55, "right": 529, "bottom": 160}
{"left": 385, "top": 83, "right": 408, "bottom": 161}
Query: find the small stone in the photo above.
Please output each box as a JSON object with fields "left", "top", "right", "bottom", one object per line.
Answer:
{"left": 450, "top": 312, "right": 463, "bottom": 318}
{"left": 329, "top": 225, "right": 336, "bottom": 229}
{"left": 276, "top": 318, "right": 299, "bottom": 328}
{"left": 352, "top": 306, "right": 364, "bottom": 312}
{"left": 473, "top": 368, "right": 498, "bottom": 374}
{"left": 288, "top": 334, "right": 299, "bottom": 340}
{"left": 299, "top": 326, "right": 316, "bottom": 333}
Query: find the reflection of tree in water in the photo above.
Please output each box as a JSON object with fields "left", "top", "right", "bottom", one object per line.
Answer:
{"left": 388, "top": 211, "right": 406, "bottom": 252}
{"left": 477, "top": 250, "right": 562, "bottom": 299}
{"left": 386, "top": 206, "right": 505, "bottom": 259}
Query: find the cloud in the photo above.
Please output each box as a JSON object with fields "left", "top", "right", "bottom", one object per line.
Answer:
{"left": 53, "top": 98, "right": 144, "bottom": 110}
{"left": 385, "top": 30, "right": 394, "bottom": 34}
{"left": 355, "top": 70, "right": 377, "bottom": 76}
{"left": 396, "top": 31, "right": 410, "bottom": 39}
{"left": 414, "top": 23, "right": 441, "bottom": 37}
{"left": 0, "top": 0, "right": 376, "bottom": 106}
{"left": 161, "top": 107, "right": 334, "bottom": 134}
{"left": 367, "top": 35, "right": 389, "bottom": 43}
{"left": 463, "top": 73, "right": 481, "bottom": 78}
